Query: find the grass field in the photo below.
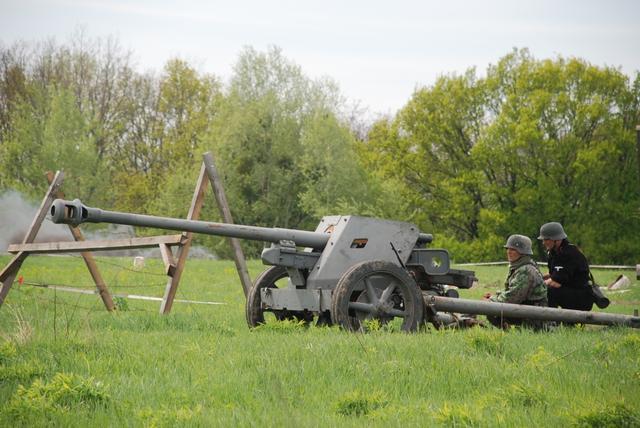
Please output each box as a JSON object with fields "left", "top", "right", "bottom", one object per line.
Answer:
{"left": 0, "top": 254, "right": 639, "bottom": 427}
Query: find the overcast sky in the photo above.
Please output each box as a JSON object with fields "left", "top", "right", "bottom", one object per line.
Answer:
{"left": 1, "top": 0, "right": 639, "bottom": 116}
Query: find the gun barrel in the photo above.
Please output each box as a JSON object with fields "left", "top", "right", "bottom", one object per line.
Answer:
{"left": 50, "top": 199, "right": 330, "bottom": 249}
{"left": 429, "top": 296, "right": 640, "bottom": 328}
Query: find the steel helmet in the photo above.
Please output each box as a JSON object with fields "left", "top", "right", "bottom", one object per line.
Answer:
{"left": 503, "top": 234, "right": 533, "bottom": 255}
{"left": 537, "top": 222, "right": 567, "bottom": 240}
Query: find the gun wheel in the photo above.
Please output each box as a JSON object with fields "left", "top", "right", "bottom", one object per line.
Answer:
{"left": 331, "top": 260, "right": 423, "bottom": 332}
{"left": 245, "top": 266, "right": 314, "bottom": 328}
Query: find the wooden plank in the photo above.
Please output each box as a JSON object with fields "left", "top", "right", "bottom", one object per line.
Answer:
{"left": 203, "top": 152, "right": 252, "bottom": 297}
{"left": 73, "top": 248, "right": 116, "bottom": 311}
{"left": 23, "top": 171, "right": 65, "bottom": 244}
{"left": 46, "top": 171, "right": 116, "bottom": 311}
{"left": 0, "top": 253, "right": 28, "bottom": 282}
{"left": 0, "top": 171, "right": 64, "bottom": 308}
{"left": 159, "top": 244, "right": 177, "bottom": 277}
{"left": 160, "top": 163, "right": 208, "bottom": 314}
{"left": 7, "top": 235, "right": 185, "bottom": 254}
{"left": 0, "top": 253, "right": 28, "bottom": 304}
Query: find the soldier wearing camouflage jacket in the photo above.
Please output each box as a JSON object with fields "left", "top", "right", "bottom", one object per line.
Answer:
{"left": 491, "top": 256, "right": 547, "bottom": 305}
{"left": 486, "top": 234, "right": 548, "bottom": 329}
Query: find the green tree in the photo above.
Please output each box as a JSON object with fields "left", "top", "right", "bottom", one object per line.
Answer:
{"left": 0, "top": 87, "right": 103, "bottom": 200}
{"left": 0, "top": 41, "right": 30, "bottom": 141}
{"left": 298, "top": 111, "right": 376, "bottom": 218}
{"left": 364, "top": 49, "right": 640, "bottom": 263}
{"left": 0, "top": 35, "right": 138, "bottom": 205}
{"left": 476, "top": 50, "right": 640, "bottom": 262}
{"left": 362, "top": 70, "right": 494, "bottom": 259}
{"left": 156, "top": 59, "right": 221, "bottom": 168}
{"left": 207, "top": 47, "right": 376, "bottom": 257}
{"left": 111, "top": 59, "right": 221, "bottom": 214}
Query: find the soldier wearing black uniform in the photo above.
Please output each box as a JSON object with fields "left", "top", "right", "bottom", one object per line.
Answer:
{"left": 538, "top": 222, "right": 593, "bottom": 311}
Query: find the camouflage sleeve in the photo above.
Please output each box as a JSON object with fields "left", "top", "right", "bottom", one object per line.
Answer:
{"left": 494, "top": 267, "right": 533, "bottom": 304}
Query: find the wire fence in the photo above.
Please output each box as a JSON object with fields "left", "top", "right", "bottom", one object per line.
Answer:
{"left": 3, "top": 253, "right": 636, "bottom": 317}
{"left": 5, "top": 253, "right": 226, "bottom": 312}
{"left": 14, "top": 280, "right": 225, "bottom": 306}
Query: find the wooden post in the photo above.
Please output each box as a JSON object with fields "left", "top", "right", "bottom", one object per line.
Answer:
{"left": 0, "top": 253, "right": 29, "bottom": 307}
{"left": 0, "top": 171, "right": 64, "bottom": 308}
{"left": 159, "top": 164, "right": 208, "bottom": 314}
{"left": 46, "top": 172, "right": 116, "bottom": 311}
{"left": 203, "top": 152, "right": 252, "bottom": 297}
{"left": 159, "top": 244, "right": 177, "bottom": 277}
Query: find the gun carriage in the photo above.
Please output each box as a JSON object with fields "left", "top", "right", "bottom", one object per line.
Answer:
{"left": 50, "top": 199, "right": 476, "bottom": 331}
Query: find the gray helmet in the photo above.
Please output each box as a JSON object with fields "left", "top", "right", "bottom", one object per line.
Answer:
{"left": 537, "top": 222, "right": 567, "bottom": 240}
{"left": 503, "top": 234, "right": 533, "bottom": 255}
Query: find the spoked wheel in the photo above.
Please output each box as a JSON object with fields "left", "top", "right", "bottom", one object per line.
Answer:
{"left": 245, "top": 266, "right": 314, "bottom": 328}
{"left": 331, "top": 260, "right": 423, "bottom": 332}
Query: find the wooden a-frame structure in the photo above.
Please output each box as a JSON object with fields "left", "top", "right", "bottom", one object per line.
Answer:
{"left": 0, "top": 152, "right": 252, "bottom": 314}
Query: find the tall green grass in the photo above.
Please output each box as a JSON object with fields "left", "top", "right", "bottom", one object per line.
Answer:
{"left": 0, "top": 254, "right": 638, "bottom": 427}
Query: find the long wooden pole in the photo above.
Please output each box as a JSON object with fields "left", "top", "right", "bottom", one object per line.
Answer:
{"left": 45, "top": 172, "right": 116, "bottom": 311}
{"left": 0, "top": 171, "right": 64, "bottom": 308}
{"left": 203, "top": 152, "right": 252, "bottom": 297}
{"left": 159, "top": 163, "right": 208, "bottom": 314}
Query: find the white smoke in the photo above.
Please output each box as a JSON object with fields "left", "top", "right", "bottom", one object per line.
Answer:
{"left": 0, "top": 190, "right": 72, "bottom": 252}
{"left": 0, "top": 191, "right": 217, "bottom": 259}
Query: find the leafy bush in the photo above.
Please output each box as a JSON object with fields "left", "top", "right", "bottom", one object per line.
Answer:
{"left": 335, "top": 391, "right": 387, "bottom": 416}
{"left": 434, "top": 402, "right": 479, "bottom": 427}
{"left": 0, "top": 340, "right": 17, "bottom": 363}
{"left": 465, "top": 328, "right": 505, "bottom": 356}
{"left": 5, "top": 372, "right": 109, "bottom": 419}
{"left": 574, "top": 403, "right": 640, "bottom": 428}
{"left": 0, "top": 363, "right": 45, "bottom": 382}
{"left": 617, "top": 334, "right": 640, "bottom": 352}
{"left": 505, "top": 383, "right": 548, "bottom": 408}
{"left": 113, "top": 296, "right": 129, "bottom": 311}
{"left": 525, "top": 346, "right": 555, "bottom": 370}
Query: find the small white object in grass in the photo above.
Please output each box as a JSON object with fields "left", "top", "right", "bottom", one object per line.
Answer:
{"left": 607, "top": 275, "right": 631, "bottom": 290}
{"left": 133, "top": 256, "right": 145, "bottom": 270}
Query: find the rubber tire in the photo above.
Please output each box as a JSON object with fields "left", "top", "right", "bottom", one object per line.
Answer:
{"left": 245, "top": 266, "right": 314, "bottom": 328}
{"left": 331, "top": 260, "right": 423, "bottom": 332}
{"left": 245, "top": 266, "right": 289, "bottom": 328}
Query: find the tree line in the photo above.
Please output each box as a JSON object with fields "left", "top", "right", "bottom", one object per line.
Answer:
{"left": 1, "top": 36, "right": 638, "bottom": 263}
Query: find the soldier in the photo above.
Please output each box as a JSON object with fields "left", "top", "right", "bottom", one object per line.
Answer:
{"left": 538, "top": 222, "right": 593, "bottom": 311}
{"left": 484, "top": 234, "right": 548, "bottom": 329}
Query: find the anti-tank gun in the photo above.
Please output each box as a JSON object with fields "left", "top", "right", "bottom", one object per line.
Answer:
{"left": 50, "top": 198, "right": 475, "bottom": 331}
{"left": 51, "top": 199, "right": 640, "bottom": 330}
